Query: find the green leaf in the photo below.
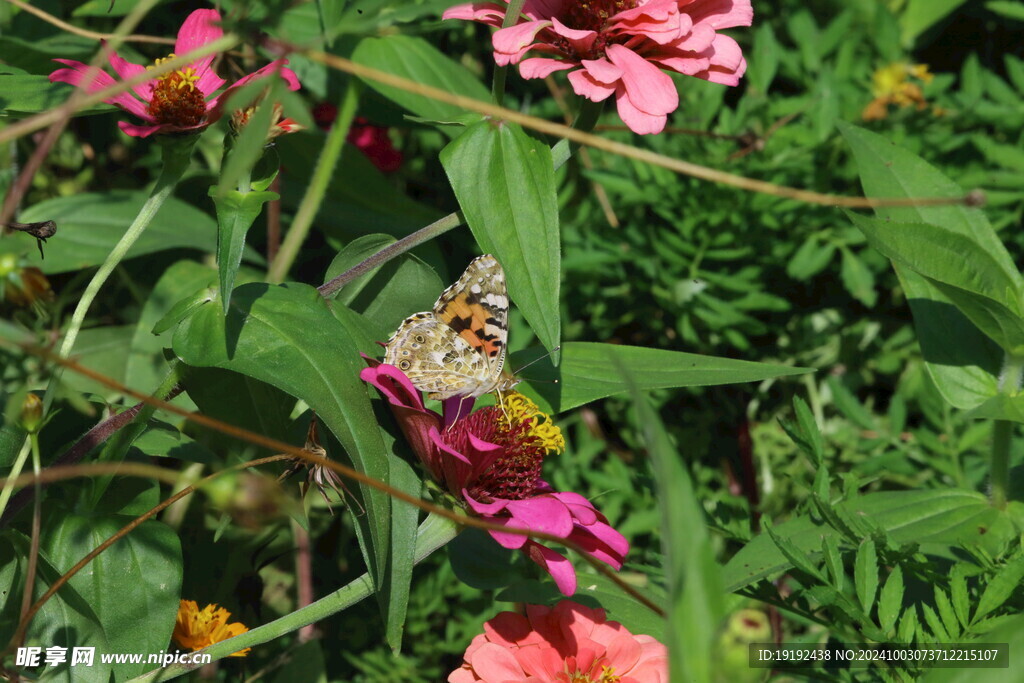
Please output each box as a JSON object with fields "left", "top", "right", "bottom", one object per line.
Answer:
{"left": 827, "top": 376, "right": 877, "bottom": 431}
{"left": 43, "top": 511, "right": 182, "bottom": 680}
{"left": 934, "top": 586, "right": 961, "bottom": 639}
{"left": 170, "top": 283, "right": 398, "bottom": 638}
{"left": 764, "top": 518, "right": 827, "bottom": 583}
{"left": 901, "top": 0, "right": 971, "bottom": 45}
{"left": 986, "top": 1, "right": 1024, "bottom": 21}
{"left": 949, "top": 563, "right": 972, "bottom": 627}
{"left": 633, "top": 376, "right": 721, "bottom": 683}
{"left": 921, "top": 603, "right": 951, "bottom": 641}
{"left": 212, "top": 188, "right": 279, "bottom": 314}
{"left": 854, "top": 538, "right": 878, "bottom": 613}
{"left": 0, "top": 531, "right": 112, "bottom": 683}
{"left": 778, "top": 396, "right": 824, "bottom": 465}
{"left": 897, "top": 605, "right": 918, "bottom": 643}
{"left": 510, "top": 342, "right": 810, "bottom": 414}
{"left": 724, "top": 489, "right": 1010, "bottom": 592}
{"left": 920, "top": 616, "right": 1017, "bottom": 682}
{"left": 0, "top": 73, "right": 115, "bottom": 116}
{"left": 847, "top": 213, "right": 1024, "bottom": 354}
{"left": 786, "top": 236, "right": 836, "bottom": 280}
{"left": 973, "top": 554, "right": 1024, "bottom": 624}
{"left": 441, "top": 120, "right": 562, "bottom": 361}
{"left": 840, "top": 247, "right": 878, "bottom": 306}
{"left": 822, "top": 535, "right": 844, "bottom": 593}
{"left": 351, "top": 35, "right": 489, "bottom": 131}
{"left": 449, "top": 528, "right": 518, "bottom": 590}
{"left": 59, "top": 326, "right": 133, "bottom": 399}
{"left": 878, "top": 565, "right": 904, "bottom": 634}
{"left": 323, "top": 234, "right": 443, "bottom": 338}
{"left": 965, "top": 394, "right": 1024, "bottom": 424}
{"left": 383, "top": 457, "right": 421, "bottom": 653}
{"left": 16, "top": 192, "right": 220, "bottom": 275}
{"left": 840, "top": 122, "right": 1004, "bottom": 409}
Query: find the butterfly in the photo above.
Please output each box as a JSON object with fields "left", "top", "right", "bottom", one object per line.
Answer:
{"left": 384, "top": 254, "right": 521, "bottom": 400}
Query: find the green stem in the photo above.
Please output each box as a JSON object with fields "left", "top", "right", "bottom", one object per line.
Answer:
{"left": 991, "top": 353, "right": 1024, "bottom": 508}
{"left": 491, "top": 0, "right": 528, "bottom": 107}
{"left": 267, "top": 79, "right": 361, "bottom": 284}
{"left": 43, "top": 135, "right": 196, "bottom": 413}
{"left": 125, "top": 514, "right": 460, "bottom": 682}
{"left": 0, "top": 439, "right": 31, "bottom": 526}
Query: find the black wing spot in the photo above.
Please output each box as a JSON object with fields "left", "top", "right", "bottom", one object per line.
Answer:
{"left": 485, "top": 317, "right": 500, "bottom": 326}
{"left": 489, "top": 350, "right": 499, "bottom": 357}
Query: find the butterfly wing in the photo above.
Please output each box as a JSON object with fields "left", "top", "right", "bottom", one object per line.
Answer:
{"left": 383, "top": 312, "right": 493, "bottom": 399}
{"left": 433, "top": 254, "right": 509, "bottom": 379}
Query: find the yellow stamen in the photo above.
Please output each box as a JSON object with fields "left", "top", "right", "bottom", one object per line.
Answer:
{"left": 498, "top": 392, "right": 565, "bottom": 455}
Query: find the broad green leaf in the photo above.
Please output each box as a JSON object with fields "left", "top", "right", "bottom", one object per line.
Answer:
{"left": 73, "top": 0, "right": 171, "bottom": 16}
{"left": 16, "top": 192, "right": 219, "bottom": 275}
{"left": 965, "top": 394, "right": 1024, "bottom": 424}
{"left": 442, "top": 120, "right": 562, "bottom": 361}
{"left": 132, "top": 420, "right": 216, "bottom": 463}
{"left": 170, "top": 284, "right": 397, "bottom": 639}
{"left": 724, "top": 489, "right": 1010, "bottom": 592}
{"left": 351, "top": 35, "right": 489, "bottom": 130}
{"left": 635, "top": 381, "right": 720, "bottom": 683}
{"left": 900, "top": 0, "right": 971, "bottom": 45}
{"left": 128, "top": 260, "right": 218, "bottom": 399}
{"left": 847, "top": 213, "right": 1024, "bottom": 354}
{"left": 60, "top": 326, "right": 133, "bottom": 399}
{"left": 856, "top": 540, "right": 880, "bottom": 614}
{"left": 0, "top": 73, "right": 115, "bottom": 116}
{"left": 973, "top": 554, "right": 1024, "bottom": 624}
{"left": 787, "top": 236, "right": 836, "bottom": 280}
{"left": 449, "top": 528, "right": 519, "bottom": 590}
{"left": 840, "top": 122, "right": 1005, "bottom": 409}
{"left": 323, "top": 234, "right": 443, "bottom": 338}
{"left": 383, "top": 456, "right": 421, "bottom": 652}
{"left": 43, "top": 510, "right": 182, "bottom": 680}
{"left": 511, "top": 342, "right": 810, "bottom": 414}
{"left": 0, "top": 531, "right": 113, "bottom": 683}
{"left": 877, "top": 565, "right": 904, "bottom": 634}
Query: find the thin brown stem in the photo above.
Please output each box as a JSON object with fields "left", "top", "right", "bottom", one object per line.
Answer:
{"left": 4, "top": 0, "right": 175, "bottom": 44}
{"left": 288, "top": 47, "right": 980, "bottom": 210}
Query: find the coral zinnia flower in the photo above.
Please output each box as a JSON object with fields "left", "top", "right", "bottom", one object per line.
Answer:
{"left": 443, "top": 0, "right": 753, "bottom": 134}
{"left": 449, "top": 600, "right": 668, "bottom": 682}
{"left": 49, "top": 9, "right": 300, "bottom": 138}
{"left": 173, "top": 600, "right": 250, "bottom": 657}
{"left": 361, "top": 360, "right": 629, "bottom": 596}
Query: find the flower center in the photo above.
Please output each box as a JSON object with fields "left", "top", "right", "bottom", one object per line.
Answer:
{"left": 560, "top": 0, "right": 636, "bottom": 33}
{"left": 565, "top": 664, "right": 620, "bottom": 683}
{"left": 452, "top": 392, "right": 564, "bottom": 501}
{"left": 147, "top": 55, "right": 206, "bottom": 127}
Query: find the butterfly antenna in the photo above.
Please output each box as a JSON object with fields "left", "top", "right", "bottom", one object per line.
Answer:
{"left": 513, "top": 345, "right": 562, "bottom": 375}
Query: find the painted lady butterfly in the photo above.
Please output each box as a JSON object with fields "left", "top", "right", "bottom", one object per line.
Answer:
{"left": 384, "top": 254, "right": 521, "bottom": 400}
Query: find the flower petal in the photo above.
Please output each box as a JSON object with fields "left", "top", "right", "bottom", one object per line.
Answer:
{"left": 468, "top": 642, "right": 528, "bottom": 680}
{"left": 175, "top": 9, "right": 222, "bottom": 77}
{"left": 493, "top": 20, "right": 551, "bottom": 64}
{"left": 50, "top": 59, "right": 152, "bottom": 120}
{"left": 104, "top": 46, "right": 154, "bottom": 101}
{"left": 606, "top": 44, "right": 678, "bottom": 117}
{"left": 519, "top": 57, "right": 575, "bottom": 80}
{"left": 567, "top": 69, "right": 617, "bottom": 102}
{"left": 442, "top": 1, "right": 508, "bottom": 26}
{"left": 684, "top": 0, "right": 754, "bottom": 29}
{"left": 524, "top": 541, "right": 576, "bottom": 595}
{"left": 117, "top": 120, "right": 170, "bottom": 137}
{"left": 505, "top": 496, "right": 574, "bottom": 538}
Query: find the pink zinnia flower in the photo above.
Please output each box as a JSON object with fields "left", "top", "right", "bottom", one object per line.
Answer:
{"left": 449, "top": 600, "right": 668, "bottom": 682}
{"left": 361, "top": 360, "right": 629, "bottom": 596}
{"left": 443, "top": 0, "right": 753, "bottom": 134}
{"left": 49, "top": 9, "right": 300, "bottom": 138}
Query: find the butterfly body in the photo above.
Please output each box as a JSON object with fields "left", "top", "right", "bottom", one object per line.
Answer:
{"left": 384, "top": 254, "right": 520, "bottom": 400}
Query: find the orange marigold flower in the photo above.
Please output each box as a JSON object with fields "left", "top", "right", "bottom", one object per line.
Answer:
{"left": 863, "top": 62, "right": 934, "bottom": 121}
{"left": 173, "top": 600, "right": 250, "bottom": 657}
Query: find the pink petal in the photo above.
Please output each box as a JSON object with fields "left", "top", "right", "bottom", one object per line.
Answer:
{"left": 117, "top": 120, "right": 171, "bottom": 137}
{"left": 606, "top": 634, "right": 642, "bottom": 672}
{"left": 515, "top": 645, "right": 564, "bottom": 679}
{"left": 524, "top": 542, "right": 576, "bottom": 595}
{"left": 672, "top": 21, "right": 716, "bottom": 53}
{"left": 505, "top": 497, "right": 574, "bottom": 537}
{"left": 175, "top": 9, "right": 222, "bottom": 77}
{"left": 708, "top": 33, "right": 744, "bottom": 73}
{"left": 467, "top": 642, "right": 527, "bottom": 680}
{"left": 493, "top": 20, "right": 551, "bottom": 62}
{"left": 613, "top": 86, "right": 667, "bottom": 134}
{"left": 579, "top": 58, "right": 623, "bottom": 84}
{"left": 446, "top": 667, "right": 478, "bottom": 683}
{"left": 105, "top": 46, "right": 153, "bottom": 100}
{"left": 684, "top": 0, "right": 754, "bottom": 29}
{"left": 605, "top": 44, "right": 678, "bottom": 116}
{"left": 519, "top": 57, "right": 575, "bottom": 80}
{"left": 49, "top": 59, "right": 151, "bottom": 120}
{"left": 608, "top": 0, "right": 687, "bottom": 45}
{"left": 567, "top": 69, "right": 616, "bottom": 102}
{"left": 702, "top": 55, "right": 746, "bottom": 85}
{"left": 442, "top": 1, "right": 508, "bottom": 27}
{"left": 649, "top": 51, "right": 711, "bottom": 77}
{"left": 548, "top": 17, "right": 598, "bottom": 55}
{"left": 483, "top": 612, "right": 533, "bottom": 647}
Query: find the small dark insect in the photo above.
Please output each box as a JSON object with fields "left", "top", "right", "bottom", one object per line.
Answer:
{"left": 6, "top": 220, "right": 57, "bottom": 260}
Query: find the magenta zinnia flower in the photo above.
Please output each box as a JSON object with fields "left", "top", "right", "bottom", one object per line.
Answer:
{"left": 49, "top": 9, "right": 300, "bottom": 138}
{"left": 449, "top": 600, "right": 668, "bottom": 682}
{"left": 443, "top": 0, "right": 752, "bottom": 134}
{"left": 361, "top": 360, "right": 629, "bottom": 596}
